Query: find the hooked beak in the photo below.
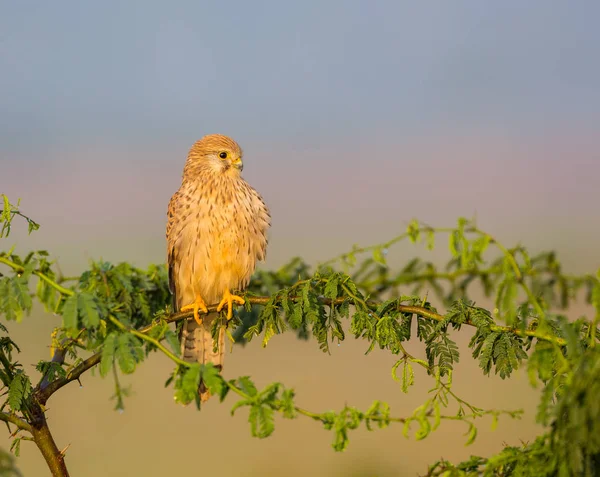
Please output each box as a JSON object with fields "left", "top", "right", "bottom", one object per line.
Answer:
{"left": 232, "top": 157, "right": 243, "bottom": 171}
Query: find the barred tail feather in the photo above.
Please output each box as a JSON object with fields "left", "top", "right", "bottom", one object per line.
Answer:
{"left": 180, "top": 312, "right": 225, "bottom": 402}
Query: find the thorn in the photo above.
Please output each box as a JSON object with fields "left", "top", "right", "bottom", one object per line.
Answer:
{"left": 59, "top": 443, "right": 71, "bottom": 457}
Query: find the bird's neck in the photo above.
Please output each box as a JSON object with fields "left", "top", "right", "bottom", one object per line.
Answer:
{"left": 183, "top": 162, "right": 243, "bottom": 189}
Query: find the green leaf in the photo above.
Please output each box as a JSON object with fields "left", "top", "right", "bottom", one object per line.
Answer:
{"left": 164, "top": 329, "right": 180, "bottom": 355}
{"left": 426, "top": 333, "right": 459, "bottom": 376}
{"left": 401, "top": 360, "right": 414, "bottom": 393}
{"left": 28, "top": 219, "right": 40, "bottom": 234}
{"left": 499, "top": 278, "right": 518, "bottom": 325}
{"left": 8, "top": 373, "right": 31, "bottom": 411}
{"left": 432, "top": 401, "right": 441, "bottom": 431}
{"left": 1, "top": 194, "right": 9, "bottom": 218}
{"left": 323, "top": 274, "right": 340, "bottom": 300}
{"left": 78, "top": 292, "right": 100, "bottom": 328}
{"left": 0, "top": 278, "right": 16, "bottom": 321}
{"left": 237, "top": 376, "right": 258, "bottom": 397}
{"left": 465, "top": 422, "right": 478, "bottom": 446}
{"left": 491, "top": 413, "right": 498, "bottom": 431}
{"left": 10, "top": 278, "right": 32, "bottom": 320}
{"left": 414, "top": 412, "right": 431, "bottom": 440}
{"left": 174, "top": 365, "right": 201, "bottom": 405}
{"left": 372, "top": 247, "right": 387, "bottom": 266}
{"left": 426, "top": 230, "right": 435, "bottom": 250}
{"left": 364, "top": 401, "right": 390, "bottom": 430}
{"left": 281, "top": 293, "right": 293, "bottom": 317}
{"left": 10, "top": 437, "right": 21, "bottom": 457}
{"left": 249, "top": 404, "right": 275, "bottom": 438}
{"left": 262, "top": 321, "right": 276, "bottom": 348}
{"left": 449, "top": 231, "right": 460, "bottom": 257}
{"left": 478, "top": 331, "right": 500, "bottom": 375}
{"left": 116, "top": 333, "right": 142, "bottom": 374}
{"left": 0, "top": 276, "right": 32, "bottom": 322}
{"left": 472, "top": 235, "right": 491, "bottom": 257}
{"left": 230, "top": 396, "right": 251, "bottom": 416}
{"left": 290, "top": 301, "right": 304, "bottom": 329}
{"left": 62, "top": 294, "right": 79, "bottom": 330}
{"left": 279, "top": 389, "right": 296, "bottom": 419}
{"left": 407, "top": 219, "right": 420, "bottom": 243}
{"left": 201, "top": 363, "right": 226, "bottom": 400}
{"left": 493, "top": 333, "right": 526, "bottom": 379}
{"left": 100, "top": 333, "right": 117, "bottom": 377}
{"left": 36, "top": 279, "right": 58, "bottom": 313}
{"left": 36, "top": 360, "right": 67, "bottom": 383}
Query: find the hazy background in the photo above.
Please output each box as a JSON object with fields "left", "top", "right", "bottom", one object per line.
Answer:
{"left": 1, "top": 1, "right": 599, "bottom": 476}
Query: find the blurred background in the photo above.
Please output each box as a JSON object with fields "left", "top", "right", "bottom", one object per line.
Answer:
{"left": 1, "top": 1, "right": 599, "bottom": 475}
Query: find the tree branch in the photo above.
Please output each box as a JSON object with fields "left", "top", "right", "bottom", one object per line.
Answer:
{"left": 0, "top": 255, "right": 74, "bottom": 297}
{"left": 111, "top": 315, "right": 522, "bottom": 445}
{"left": 108, "top": 315, "right": 189, "bottom": 367}
{"left": 36, "top": 353, "right": 101, "bottom": 405}
{"left": 29, "top": 402, "right": 69, "bottom": 477}
{"left": 317, "top": 225, "right": 457, "bottom": 268}
{"left": 0, "top": 411, "right": 32, "bottom": 433}
{"left": 474, "top": 227, "right": 546, "bottom": 321}
{"left": 36, "top": 293, "right": 567, "bottom": 405}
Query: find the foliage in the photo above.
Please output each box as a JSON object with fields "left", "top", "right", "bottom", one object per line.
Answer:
{"left": 0, "top": 193, "right": 599, "bottom": 476}
{"left": 0, "top": 447, "right": 22, "bottom": 477}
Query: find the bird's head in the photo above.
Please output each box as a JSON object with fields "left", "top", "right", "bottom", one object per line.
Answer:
{"left": 184, "top": 134, "right": 244, "bottom": 178}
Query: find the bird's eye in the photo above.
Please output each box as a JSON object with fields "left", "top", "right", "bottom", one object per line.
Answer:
{"left": 219, "top": 152, "right": 228, "bottom": 159}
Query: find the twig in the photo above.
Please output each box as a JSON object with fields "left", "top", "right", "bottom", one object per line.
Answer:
{"left": 0, "top": 411, "right": 32, "bottom": 433}
{"left": 36, "top": 292, "right": 567, "bottom": 406}
{"left": 0, "top": 256, "right": 74, "bottom": 296}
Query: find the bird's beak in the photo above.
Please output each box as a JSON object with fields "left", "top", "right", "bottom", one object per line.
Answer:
{"left": 232, "top": 157, "right": 243, "bottom": 171}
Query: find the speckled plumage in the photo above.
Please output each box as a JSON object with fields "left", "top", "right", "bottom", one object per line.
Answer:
{"left": 166, "top": 134, "right": 270, "bottom": 401}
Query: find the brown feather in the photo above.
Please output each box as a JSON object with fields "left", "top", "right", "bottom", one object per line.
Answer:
{"left": 166, "top": 134, "right": 270, "bottom": 402}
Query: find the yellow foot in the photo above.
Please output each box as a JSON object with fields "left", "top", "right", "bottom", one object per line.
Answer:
{"left": 216, "top": 289, "right": 245, "bottom": 320}
{"left": 180, "top": 295, "right": 208, "bottom": 325}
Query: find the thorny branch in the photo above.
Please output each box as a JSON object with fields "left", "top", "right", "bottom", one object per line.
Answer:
{"left": 36, "top": 291, "right": 567, "bottom": 406}
{"left": 2, "top": 202, "right": 595, "bottom": 476}
{"left": 0, "top": 411, "right": 32, "bottom": 432}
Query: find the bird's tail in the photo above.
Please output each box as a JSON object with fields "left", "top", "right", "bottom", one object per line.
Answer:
{"left": 180, "top": 312, "right": 225, "bottom": 402}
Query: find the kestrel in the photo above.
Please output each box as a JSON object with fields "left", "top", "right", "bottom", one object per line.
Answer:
{"left": 167, "top": 134, "right": 270, "bottom": 401}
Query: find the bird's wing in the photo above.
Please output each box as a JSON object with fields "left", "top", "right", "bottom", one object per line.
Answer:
{"left": 166, "top": 192, "right": 179, "bottom": 310}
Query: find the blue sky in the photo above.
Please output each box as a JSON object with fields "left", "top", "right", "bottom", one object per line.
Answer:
{"left": 2, "top": 1, "right": 599, "bottom": 152}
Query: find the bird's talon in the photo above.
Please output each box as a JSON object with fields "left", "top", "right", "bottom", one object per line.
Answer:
{"left": 217, "top": 289, "right": 245, "bottom": 320}
{"left": 181, "top": 296, "right": 208, "bottom": 325}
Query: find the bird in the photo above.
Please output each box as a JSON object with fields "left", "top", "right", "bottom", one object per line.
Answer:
{"left": 166, "top": 134, "right": 270, "bottom": 401}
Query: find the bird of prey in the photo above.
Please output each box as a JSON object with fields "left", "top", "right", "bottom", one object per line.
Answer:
{"left": 166, "top": 134, "right": 270, "bottom": 401}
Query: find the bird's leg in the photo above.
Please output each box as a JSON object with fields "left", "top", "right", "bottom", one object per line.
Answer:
{"left": 180, "top": 295, "right": 208, "bottom": 325}
{"left": 216, "top": 289, "right": 245, "bottom": 320}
